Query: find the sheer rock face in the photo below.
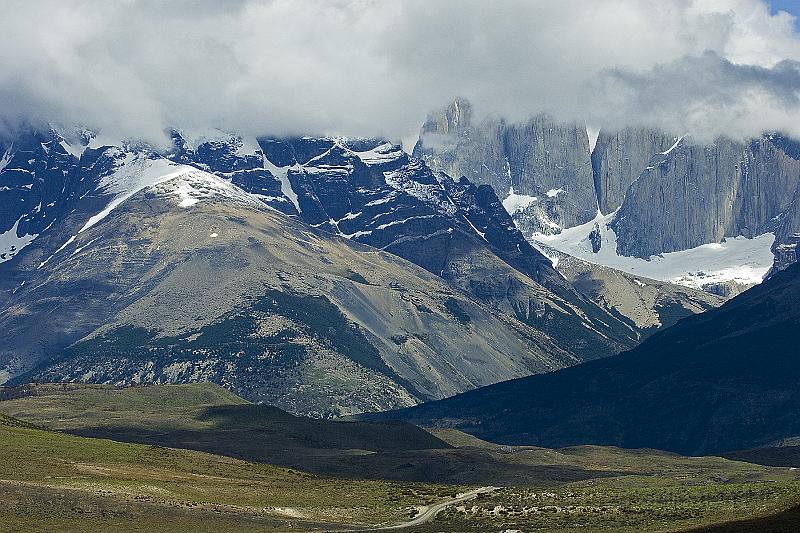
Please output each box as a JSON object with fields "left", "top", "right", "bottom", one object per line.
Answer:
{"left": 414, "top": 99, "right": 597, "bottom": 233}
{"left": 610, "top": 135, "right": 800, "bottom": 258}
{"left": 591, "top": 128, "right": 675, "bottom": 215}
{"left": 415, "top": 100, "right": 800, "bottom": 272}
{"left": 769, "top": 136, "right": 800, "bottom": 272}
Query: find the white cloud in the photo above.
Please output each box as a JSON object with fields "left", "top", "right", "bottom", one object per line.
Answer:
{"left": 0, "top": 0, "right": 798, "bottom": 143}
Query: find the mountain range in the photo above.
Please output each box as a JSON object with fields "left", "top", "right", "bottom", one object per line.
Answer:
{"left": 415, "top": 99, "right": 800, "bottom": 296}
{"left": 0, "top": 108, "right": 798, "bottom": 533}
{"left": 0, "top": 127, "right": 647, "bottom": 416}
{"left": 1, "top": 106, "right": 798, "bottom": 420}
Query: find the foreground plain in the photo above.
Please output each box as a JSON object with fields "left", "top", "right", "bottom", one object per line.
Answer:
{"left": 1, "top": 383, "right": 799, "bottom": 532}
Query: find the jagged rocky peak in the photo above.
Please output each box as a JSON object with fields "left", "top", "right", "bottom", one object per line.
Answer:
{"left": 413, "top": 98, "right": 597, "bottom": 234}
{"left": 253, "top": 134, "right": 564, "bottom": 288}
{"left": 419, "top": 97, "right": 473, "bottom": 135}
{"left": 0, "top": 127, "right": 119, "bottom": 270}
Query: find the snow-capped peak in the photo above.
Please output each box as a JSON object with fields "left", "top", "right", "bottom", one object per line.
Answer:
{"left": 148, "top": 170, "right": 266, "bottom": 210}
{"left": 80, "top": 153, "right": 198, "bottom": 232}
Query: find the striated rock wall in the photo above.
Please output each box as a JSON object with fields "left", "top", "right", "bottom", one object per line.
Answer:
{"left": 414, "top": 99, "right": 597, "bottom": 233}
{"left": 611, "top": 135, "right": 800, "bottom": 258}
{"left": 591, "top": 128, "right": 675, "bottom": 214}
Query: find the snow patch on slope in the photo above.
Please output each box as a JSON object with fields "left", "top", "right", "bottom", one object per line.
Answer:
{"left": 535, "top": 210, "right": 775, "bottom": 290}
{"left": 86, "top": 131, "right": 123, "bottom": 151}
{"left": 0, "top": 146, "right": 13, "bottom": 173}
{"left": 661, "top": 135, "right": 685, "bottom": 155}
{"left": 59, "top": 139, "right": 85, "bottom": 159}
{"left": 262, "top": 155, "right": 302, "bottom": 213}
{"left": 178, "top": 128, "right": 261, "bottom": 156}
{"left": 502, "top": 186, "right": 538, "bottom": 214}
{"left": 348, "top": 141, "right": 405, "bottom": 165}
{"left": 587, "top": 127, "right": 600, "bottom": 154}
{"left": 0, "top": 217, "right": 38, "bottom": 263}
{"left": 38, "top": 235, "right": 76, "bottom": 269}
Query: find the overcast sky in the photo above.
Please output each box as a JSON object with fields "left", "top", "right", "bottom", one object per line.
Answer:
{"left": 1, "top": 0, "right": 799, "bottom": 145}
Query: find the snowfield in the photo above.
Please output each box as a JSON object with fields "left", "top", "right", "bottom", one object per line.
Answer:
{"left": 533, "top": 210, "right": 775, "bottom": 290}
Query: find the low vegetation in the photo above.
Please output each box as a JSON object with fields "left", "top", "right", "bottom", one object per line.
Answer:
{"left": 1, "top": 383, "right": 799, "bottom": 532}
{"left": 419, "top": 481, "right": 800, "bottom": 532}
{"left": 0, "top": 416, "right": 451, "bottom": 532}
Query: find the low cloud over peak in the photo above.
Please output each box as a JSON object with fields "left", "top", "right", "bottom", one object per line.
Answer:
{"left": 2, "top": 0, "right": 799, "bottom": 143}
